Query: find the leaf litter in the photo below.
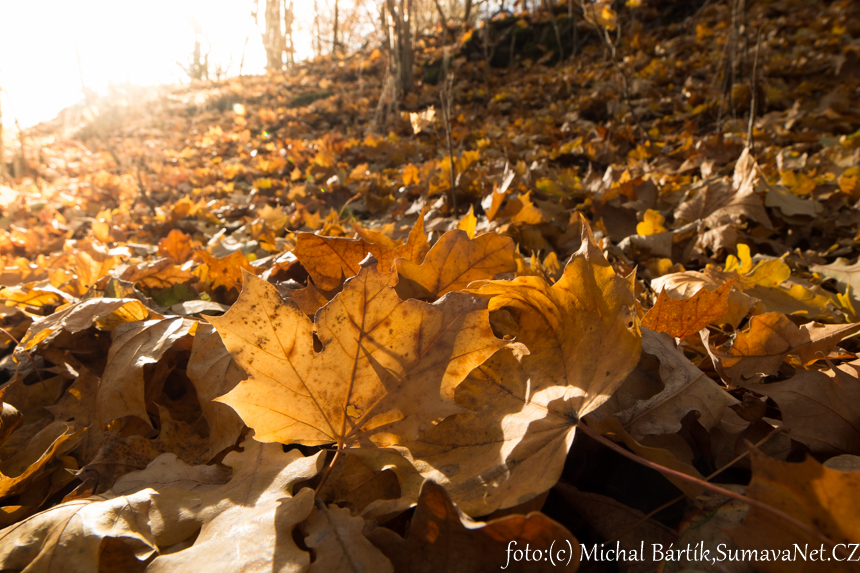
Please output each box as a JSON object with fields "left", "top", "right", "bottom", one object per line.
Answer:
{"left": 1, "top": 0, "right": 860, "bottom": 570}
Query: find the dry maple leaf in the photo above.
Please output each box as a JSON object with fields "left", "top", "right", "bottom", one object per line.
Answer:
{"left": 367, "top": 480, "right": 580, "bottom": 572}
{"left": 157, "top": 229, "right": 197, "bottom": 263}
{"left": 651, "top": 270, "right": 756, "bottom": 328}
{"left": 295, "top": 212, "right": 429, "bottom": 291}
{"left": 361, "top": 218, "right": 641, "bottom": 514}
{"left": 194, "top": 250, "right": 255, "bottom": 291}
{"left": 703, "top": 312, "right": 860, "bottom": 386}
{"left": 642, "top": 277, "right": 738, "bottom": 340}
{"left": 209, "top": 264, "right": 510, "bottom": 448}
{"left": 393, "top": 229, "right": 516, "bottom": 300}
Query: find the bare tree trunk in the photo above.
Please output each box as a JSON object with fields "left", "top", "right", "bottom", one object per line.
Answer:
{"left": 263, "top": 0, "right": 285, "bottom": 71}
{"left": 333, "top": 0, "right": 340, "bottom": 54}
{"left": 464, "top": 0, "right": 473, "bottom": 24}
{"left": 432, "top": 0, "right": 455, "bottom": 41}
{"left": 401, "top": 0, "right": 414, "bottom": 93}
{"left": 285, "top": 0, "right": 294, "bottom": 67}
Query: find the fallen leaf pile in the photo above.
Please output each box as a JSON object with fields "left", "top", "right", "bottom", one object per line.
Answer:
{"left": 2, "top": 0, "right": 860, "bottom": 570}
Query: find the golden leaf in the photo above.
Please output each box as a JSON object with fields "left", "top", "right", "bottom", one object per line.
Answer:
{"left": 393, "top": 229, "right": 516, "bottom": 300}
{"left": 210, "top": 266, "right": 509, "bottom": 447}
{"left": 643, "top": 277, "right": 738, "bottom": 340}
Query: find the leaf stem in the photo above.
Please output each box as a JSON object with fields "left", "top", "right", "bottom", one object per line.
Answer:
{"left": 314, "top": 446, "right": 342, "bottom": 496}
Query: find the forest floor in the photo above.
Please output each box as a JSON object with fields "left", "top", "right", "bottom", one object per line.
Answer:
{"left": 1, "top": 0, "right": 860, "bottom": 571}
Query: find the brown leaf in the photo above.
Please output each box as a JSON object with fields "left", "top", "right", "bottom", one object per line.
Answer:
{"left": 45, "top": 368, "right": 104, "bottom": 463}
{"left": 157, "top": 229, "right": 197, "bottom": 263}
{"left": 0, "top": 422, "right": 82, "bottom": 500}
{"left": 594, "top": 328, "right": 740, "bottom": 441}
{"left": 112, "top": 452, "right": 230, "bottom": 495}
{"left": 305, "top": 502, "right": 394, "bottom": 573}
{"left": 554, "top": 484, "right": 675, "bottom": 573}
{"left": 0, "top": 491, "right": 158, "bottom": 572}
{"left": 810, "top": 258, "right": 860, "bottom": 310}
{"left": 393, "top": 229, "right": 516, "bottom": 300}
{"left": 186, "top": 323, "right": 246, "bottom": 459}
{"left": 194, "top": 250, "right": 255, "bottom": 291}
{"left": 21, "top": 297, "right": 153, "bottom": 351}
{"left": 120, "top": 258, "right": 197, "bottom": 291}
{"left": 365, "top": 217, "right": 641, "bottom": 515}
{"left": 643, "top": 277, "right": 738, "bottom": 340}
{"left": 210, "top": 265, "right": 508, "bottom": 447}
{"left": 729, "top": 451, "right": 860, "bottom": 572}
{"left": 743, "top": 360, "right": 860, "bottom": 456}
{"left": 368, "top": 480, "right": 580, "bottom": 572}
{"left": 295, "top": 213, "right": 428, "bottom": 291}
{"left": 144, "top": 438, "right": 322, "bottom": 572}
{"left": 651, "top": 269, "right": 756, "bottom": 328}
{"left": 98, "top": 317, "right": 195, "bottom": 428}
{"left": 0, "top": 400, "right": 22, "bottom": 448}
{"left": 703, "top": 312, "right": 860, "bottom": 386}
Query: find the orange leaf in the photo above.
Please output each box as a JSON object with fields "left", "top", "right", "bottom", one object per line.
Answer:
{"left": 642, "top": 277, "right": 738, "bottom": 340}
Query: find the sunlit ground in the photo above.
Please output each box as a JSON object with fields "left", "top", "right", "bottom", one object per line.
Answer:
{"left": 0, "top": 0, "right": 315, "bottom": 131}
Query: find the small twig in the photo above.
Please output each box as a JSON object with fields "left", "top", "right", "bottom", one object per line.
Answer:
{"left": 601, "top": 426, "right": 786, "bottom": 546}
{"left": 338, "top": 192, "right": 363, "bottom": 219}
{"left": 746, "top": 27, "right": 762, "bottom": 150}
{"left": 0, "top": 326, "right": 42, "bottom": 382}
{"left": 440, "top": 69, "right": 458, "bottom": 216}
{"left": 578, "top": 421, "right": 849, "bottom": 559}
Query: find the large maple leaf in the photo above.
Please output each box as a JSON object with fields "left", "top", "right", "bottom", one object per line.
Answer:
{"left": 208, "top": 263, "right": 510, "bottom": 448}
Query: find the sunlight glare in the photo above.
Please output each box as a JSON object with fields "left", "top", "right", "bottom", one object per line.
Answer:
{"left": 0, "top": 0, "right": 316, "bottom": 129}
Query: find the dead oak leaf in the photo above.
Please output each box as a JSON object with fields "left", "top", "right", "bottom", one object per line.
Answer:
{"left": 209, "top": 265, "right": 509, "bottom": 448}
{"left": 21, "top": 297, "right": 153, "bottom": 351}
{"left": 144, "top": 438, "right": 322, "bottom": 572}
{"left": 643, "top": 277, "right": 738, "bottom": 340}
{"left": 367, "top": 480, "right": 579, "bottom": 572}
{"left": 0, "top": 422, "right": 83, "bottom": 500}
{"left": 305, "top": 502, "right": 394, "bottom": 573}
{"left": 0, "top": 490, "right": 158, "bottom": 573}
{"left": 186, "top": 323, "right": 246, "bottom": 459}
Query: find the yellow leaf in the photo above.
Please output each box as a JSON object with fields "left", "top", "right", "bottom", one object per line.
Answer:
{"left": 456, "top": 205, "right": 477, "bottom": 239}
{"left": 210, "top": 267, "right": 510, "bottom": 447}
{"left": 393, "top": 229, "right": 516, "bottom": 300}
{"left": 636, "top": 209, "right": 667, "bottom": 235}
